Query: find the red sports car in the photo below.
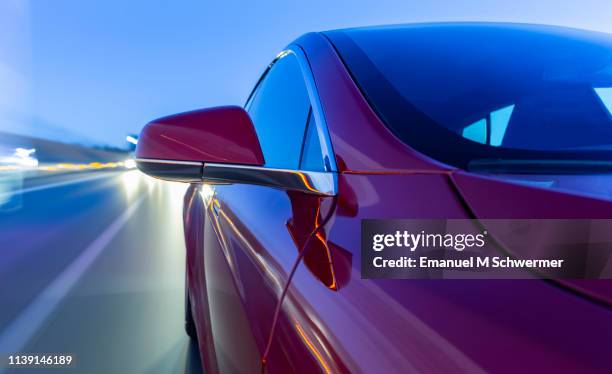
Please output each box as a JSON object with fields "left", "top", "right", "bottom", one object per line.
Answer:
{"left": 136, "top": 23, "right": 612, "bottom": 373}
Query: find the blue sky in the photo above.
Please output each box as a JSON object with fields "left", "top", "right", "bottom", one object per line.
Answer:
{"left": 1, "top": 0, "right": 611, "bottom": 146}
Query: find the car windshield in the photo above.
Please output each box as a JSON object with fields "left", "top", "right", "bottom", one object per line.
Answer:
{"left": 325, "top": 24, "right": 612, "bottom": 172}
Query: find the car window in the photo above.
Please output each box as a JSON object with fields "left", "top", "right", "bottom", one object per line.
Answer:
{"left": 327, "top": 25, "right": 612, "bottom": 171}
{"left": 299, "top": 110, "right": 327, "bottom": 172}
{"left": 247, "top": 54, "right": 311, "bottom": 169}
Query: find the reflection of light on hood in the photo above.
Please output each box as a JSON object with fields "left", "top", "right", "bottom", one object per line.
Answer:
{"left": 294, "top": 322, "right": 332, "bottom": 374}
{"left": 199, "top": 184, "right": 215, "bottom": 205}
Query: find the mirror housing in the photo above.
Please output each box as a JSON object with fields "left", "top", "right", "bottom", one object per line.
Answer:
{"left": 135, "top": 106, "right": 336, "bottom": 196}
{"left": 135, "top": 106, "right": 264, "bottom": 182}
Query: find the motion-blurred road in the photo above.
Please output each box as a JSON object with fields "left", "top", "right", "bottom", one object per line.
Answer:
{"left": 0, "top": 170, "right": 202, "bottom": 373}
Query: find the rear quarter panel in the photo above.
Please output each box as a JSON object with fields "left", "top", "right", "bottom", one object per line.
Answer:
{"left": 273, "top": 173, "right": 612, "bottom": 373}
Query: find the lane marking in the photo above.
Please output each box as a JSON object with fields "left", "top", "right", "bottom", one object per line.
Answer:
{"left": 0, "top": 195, "right": 147, "bottom": 357}
{"left": 0, "top": 172, "right": 119, "bottom": 200}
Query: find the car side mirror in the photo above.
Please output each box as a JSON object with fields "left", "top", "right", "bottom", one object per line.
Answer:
{"left": 135, "top": 106, "right": 336, "bottom": 196}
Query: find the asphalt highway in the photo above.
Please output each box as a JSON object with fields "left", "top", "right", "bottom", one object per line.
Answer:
{"left": 0, "top": 170, "right": 202, "bottom": 373}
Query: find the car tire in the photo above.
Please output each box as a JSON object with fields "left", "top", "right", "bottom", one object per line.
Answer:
{"left": 185, "top": 284, "right": 197, "bottom": 340}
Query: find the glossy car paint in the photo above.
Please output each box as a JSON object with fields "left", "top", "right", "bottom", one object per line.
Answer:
{"left": 136, "top": 106, "right": 264, "bottom": 165}
{"left": 176, "top": 27, "right": 612, "bottom": 373}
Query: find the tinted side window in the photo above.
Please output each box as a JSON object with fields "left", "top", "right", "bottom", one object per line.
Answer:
{"left": 248, "top": 54, "right": 311, "bottom": 169}
{"left": 299, "top": 110, "right": 327, "bottom": 172}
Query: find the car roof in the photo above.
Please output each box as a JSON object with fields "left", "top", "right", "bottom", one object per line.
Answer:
{"left": 322, "top": 22, "right": 612, "bottom": 40}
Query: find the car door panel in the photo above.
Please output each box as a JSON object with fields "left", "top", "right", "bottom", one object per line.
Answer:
{"left": 273, "top": 172, "right": 612, "bottom": 373}
{"left": 186, "top": 183, "right": 268, "bottom": 374}
{"left": 270, "top": 173, "right": 477, "bottom": 373}
{"left": 203, "top": 202, "right": 262, "bottom": 373}
{"left": 184, "top": 185, "right": 220, "bottom": 374}
{"left": 264, "top": 190, "right": 351, "bottom": 374}
{"left": 212, "top": 182, "right": 318, "bottom": 372}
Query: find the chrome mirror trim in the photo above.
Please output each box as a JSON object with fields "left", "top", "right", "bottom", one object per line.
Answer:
{"left": 202, "top": 163, "right": 337, "bottom": 196}
{"left": 135, "top": 158, "right": 337, "bottom": 196}
{"left": 136, "top": 158, "right": 202, "bottom": 166}
{"left": 136, "top": 158, "right": 203, "bottom": 183}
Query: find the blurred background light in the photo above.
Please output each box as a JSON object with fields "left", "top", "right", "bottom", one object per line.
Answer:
{"left": 125, "top": 136, "right": 138, "bottom": 145}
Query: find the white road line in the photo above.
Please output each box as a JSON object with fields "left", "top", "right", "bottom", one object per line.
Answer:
{"left": 0, "top": 172, "right": 118, "bottom": 200}
{"left": 0, "top": 195, "right": 147, "bottom": 358}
